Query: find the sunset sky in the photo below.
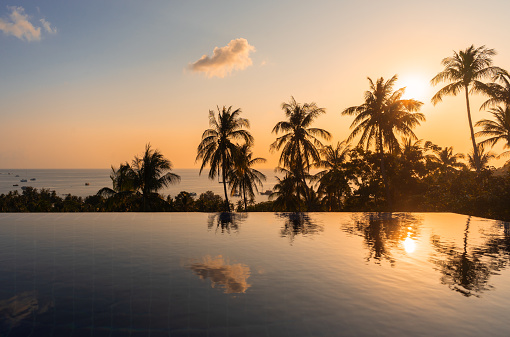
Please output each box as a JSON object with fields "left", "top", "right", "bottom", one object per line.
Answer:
{"left": 1, "top": 0, "right": 510, "bottom": 169}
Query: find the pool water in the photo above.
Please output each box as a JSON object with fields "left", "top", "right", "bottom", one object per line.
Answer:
{"left": 0, "top": 212, "right": 509, "bottom": 336}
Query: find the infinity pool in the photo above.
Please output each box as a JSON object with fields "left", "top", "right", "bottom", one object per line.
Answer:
{"left": 0, "top": 212, "right": 509, "bottom": 336}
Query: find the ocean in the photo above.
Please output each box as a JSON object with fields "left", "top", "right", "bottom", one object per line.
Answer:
{"left": 0, "top": 169, "right": 280, "bottom": 203}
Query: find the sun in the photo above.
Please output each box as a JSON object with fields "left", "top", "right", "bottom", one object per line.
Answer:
{"left": 399, "top": 75, "right": 430, "bottom": 102}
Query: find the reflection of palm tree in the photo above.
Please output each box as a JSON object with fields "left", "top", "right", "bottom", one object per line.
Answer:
{"left": 277, "top": 213, "right": 323, "bottom": 243}
{"left": 431, "top": 45, "right": 501, "bottom": 171}
{"left": 229, "top": 144, "right": 266, "bottom": 211}
{"left": 475, "top": 105, "right": 510, "bottom": 159}
{"left": 343, "top": 213, "right": 421, "bottom": 265}
{"left": 342, "top": 76, "right": 424, "bottom": 205}
{"left": 207, "top": 212, "right": 246, "bottom": 234}
{"left": 197, "top": 106, "right": 253, "bottom": 211}
{"left": 132, "top": 144, "right": 180, "bottom": 211}
{"left": 270, "top": 97, "right": 331, "bottom": 210}
{"left": 312, "top": 141, "right": 352, "bottom": 211}
{"left": 430, "top": 216, "right": 492, "bottom": 297}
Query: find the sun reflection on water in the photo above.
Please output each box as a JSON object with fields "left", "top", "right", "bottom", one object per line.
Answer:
{"left": 403, "top": 236, "right": 416, "bottom": 253}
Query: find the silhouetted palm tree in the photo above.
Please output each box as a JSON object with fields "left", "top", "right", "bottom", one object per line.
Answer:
{"left": 427, "top": 146, "right": 466, "bottom": 174}
{"left": 270, "top": 169, "right": 302, "bottom": 212}
{"left": 342, "top": 75, "right": 424, "bottom": 205}
{"left": 479, "top": 69, "right": 510, "bottom": 110}
{"left": 270, "top": 96, "right": 331, "bottom": 209}
{"left": 97, "top": 162, "right": 135, "bottom": 198}
{"left": 467, "top": 145, "right": 496, "bottom": 170}
{"left": 431, "top": 45, "right": 502, "bottom": 171}
{"left": 312, "top": 141, "right": 352, "bottom": 211}
{"left": 228, "top": 144, "right": 266, "bottom": 211}
{"left": 475, "top": 105, "right": 510, "bottom": 159}
{"left": 197, "top": 106, "right": 253, "bottom": 211}
{"left": 132, "top": 143, "right": 180, "bottom": 211}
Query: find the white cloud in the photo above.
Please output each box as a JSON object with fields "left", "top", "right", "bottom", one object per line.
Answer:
{"left": 40, "top": 18, "right": 57, "bottom": 34}
{"left": 190, "top": 38, "right": 256, "bottom": 78}
{"left": 0, "top": 6, "right": 56, "bottom": 42}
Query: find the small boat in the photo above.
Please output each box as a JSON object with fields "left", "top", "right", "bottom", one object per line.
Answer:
{"left": 20, "top": 179, "right": 27, "bottom": 182}
{"left": 30, "top": 178, "right": 36, "bottom": 181}
{"left": 85, "top": 183, "right": 90, "bottom": 186}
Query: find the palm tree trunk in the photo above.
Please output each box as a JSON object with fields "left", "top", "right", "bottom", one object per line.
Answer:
{"left": 464, "top": 86, "right": 481, "bottom": 172}
{"left": 378, "top": 132, "right": 391, "bottom": 208}
{"left": 222, "top": 163, "right": 230, "bottom": 212}
{"left": 243, "top": 182, "right": 247, "bottom": 211}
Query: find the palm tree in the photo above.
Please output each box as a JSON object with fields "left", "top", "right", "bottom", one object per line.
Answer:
{"left": 467, "top": 145, "right": 496, "bottom": 170}
{"left": 132, "top": 143, "right": 180, "bottom": 211}
{"left": 196, "top": 106, "right": 253, "bottom": 211}
{"left": 427, "top": 146, "right": 466, "bottom": 174}
{"left": 479, "top": 69, "right": 510, "bottom": 110}
{"left": 270, "top": 96, "right": 331, "bottom": 209}
{"left": 431, "top": 45, "right": 502, "bottom": 171}
{"left": 269, "top": 170, "right": 302, "bottom": 212}
{"left": 312, "top": 141, "right": 352, "bottom": 211}
{"left": 342, "top": 75, "right": 424, "bottom": 205}
{"left": 475, "top": 105, "right": 510, "bottom": 159}
{"left": 97, "top": 162, "right": 135, "bottom": 198}
{"left": 228, "top": 144, "right": 266, "bottom": 211}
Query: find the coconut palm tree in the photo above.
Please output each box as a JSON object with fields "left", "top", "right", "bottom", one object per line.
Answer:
{"left": 467, "top": 145, "right": 496, "bottom": 170}
{"left": 270, "top": 96, "right": 331, "bottom": 209}
{"left": 269, "top": 170, "right": 302, "bottom": 212}
{"left": 427, "top": 146, "right": 466, "bottom": 174}
{"left": 196, "top": 106, "right": 253, "bottom": 211}
{"left": 228, "top": 144, "right": 266, "bottom": 211}
{"left": 475, "top": 105, "right": 510, "bottom": 159}
{"left": 97, "top": 162, "right": 135, "bottom": 198}
{"left": 132, "top": 143, "right": 180, "bottom": 211}
{"left": 312, "top": 141, "right": 352, "bottom": 211}
{"left": 431, "top": 45, "right": 502, "bottom": 171}
{"left": 342, "top": 75, "right": 424, "bottom": 205}
{"left": 479, "top": 69, "right": 510, "bottom": 110}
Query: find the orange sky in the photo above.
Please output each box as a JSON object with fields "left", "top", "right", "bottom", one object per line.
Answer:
{"left": 1, "top": 1, "right": 509, "bottom": 168}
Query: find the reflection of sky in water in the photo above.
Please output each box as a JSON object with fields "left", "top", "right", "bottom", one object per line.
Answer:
{"left": 0, "top": 291, "right": 52, "bottom": 330}
{"left": 188, "top": 255, "right": 251, "bottom": 293}
{"left": 0, "top": 212, "right": 509, "bottom": 336}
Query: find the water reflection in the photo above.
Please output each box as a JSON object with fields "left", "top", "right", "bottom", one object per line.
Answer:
{"left": 0, "top": 291, "right": 53, "bottom": 330}
{"left": 187, "top": 255, "right": 251, "bottom": 294}
{"left": 430, "top": 217, "right": 510, "bottom": 297}
{"left": 276, "top": 213, "right": 323, "bottom": 242}
{"left": 207, "top": 212, "right": 246, "bottom": 234}
{"left": 343, "top": 213, "right": 421, "bottom": 266}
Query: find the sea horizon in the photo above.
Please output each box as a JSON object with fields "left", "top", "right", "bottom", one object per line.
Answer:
{"left": 0, "top": 168, "right": 280, "bottom": 202}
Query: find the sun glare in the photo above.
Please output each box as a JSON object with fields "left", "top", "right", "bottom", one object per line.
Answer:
{"left": 399, "top": 75, "right": 430, "bottom": 102}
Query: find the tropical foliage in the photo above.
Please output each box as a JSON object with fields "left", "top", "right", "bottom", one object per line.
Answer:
{"left": 6, "top": 44, "right": 510, "bottom": 222}
{"left": 270, "top": 97, "right": 331, "bottom": 210}
{"left": 196, "top": 106, "right": 254, "bottom": 211}
{"left": 431, "top": 45, "right": 502, "bottom": 171}
{"left": 342, "top": 75, "right": 424, "bottom": 205}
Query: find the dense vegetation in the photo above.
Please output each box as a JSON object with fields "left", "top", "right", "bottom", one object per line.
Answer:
{"left": 2, "top": 45, "right": 510, "bottom": 221}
